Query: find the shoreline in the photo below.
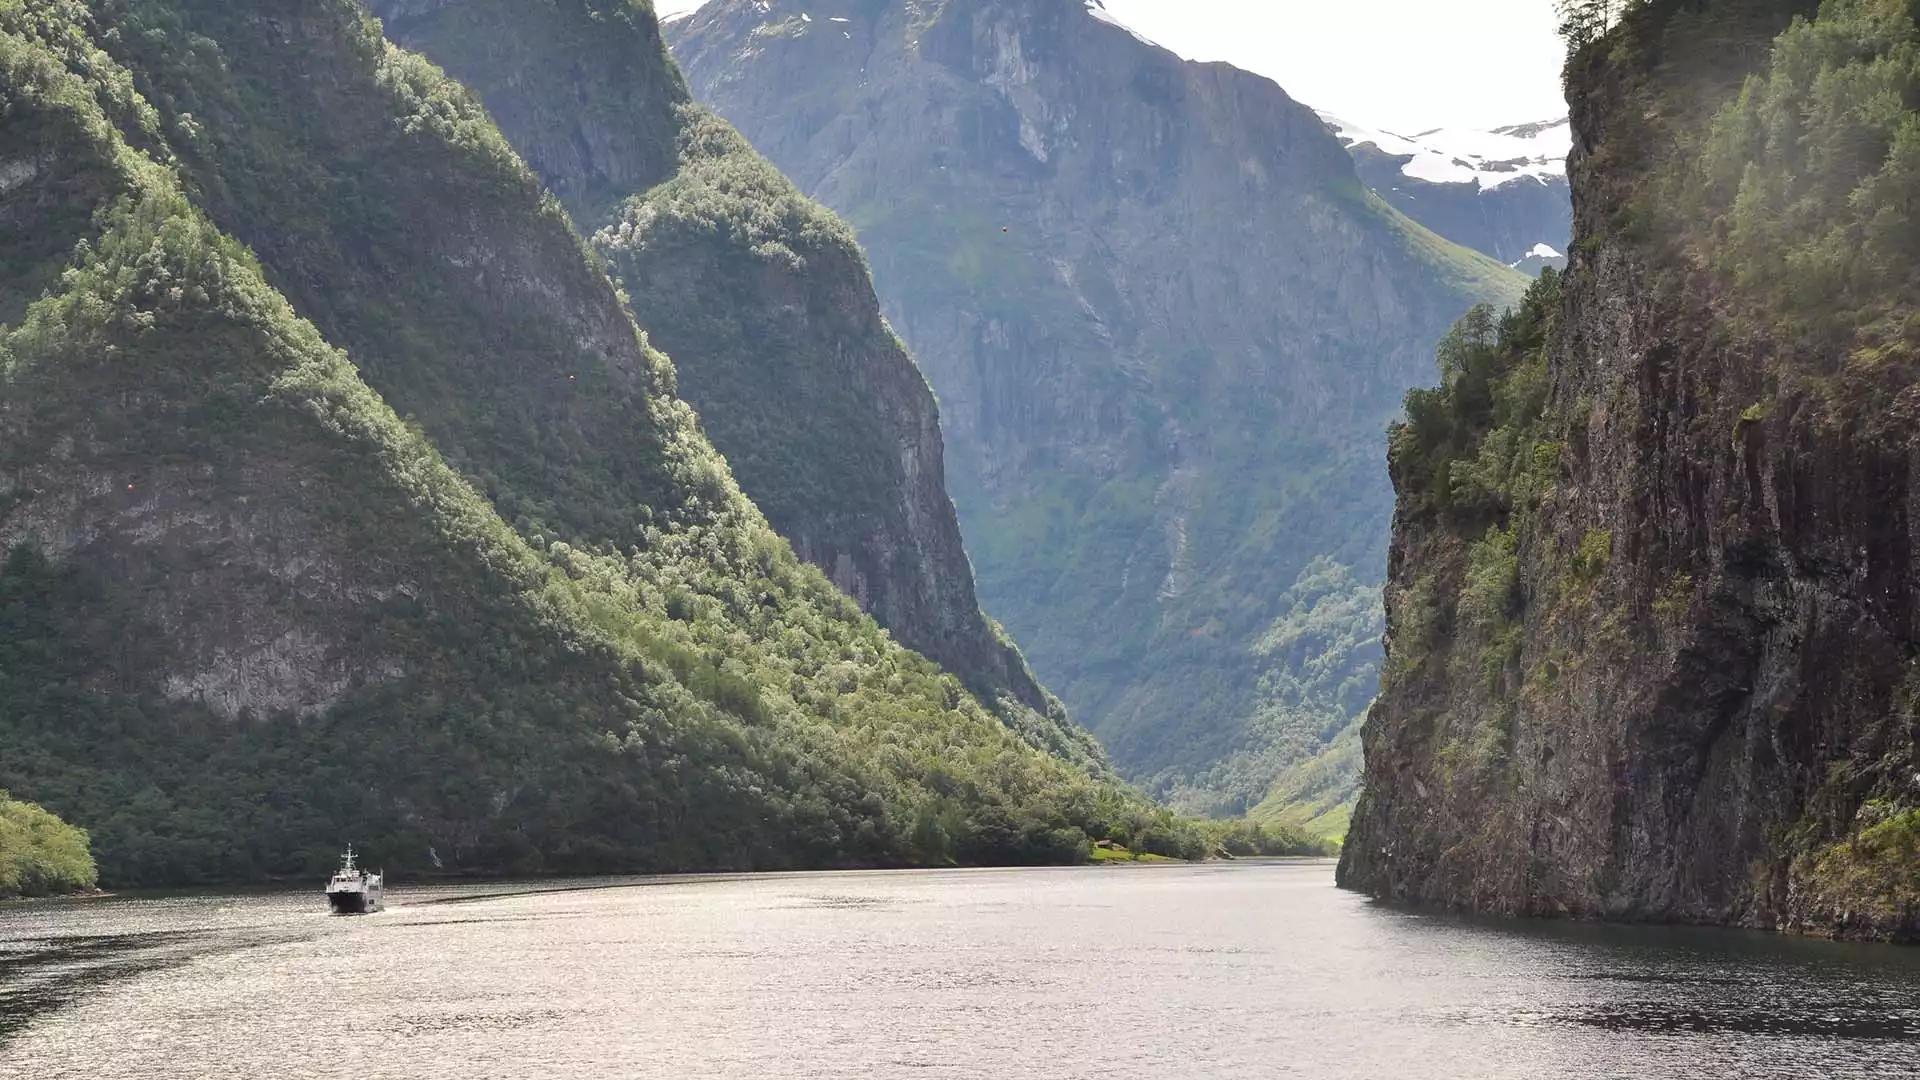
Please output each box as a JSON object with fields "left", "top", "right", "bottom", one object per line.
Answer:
{"left": 13, "top": 858, "right": 1343, "bottom": 905}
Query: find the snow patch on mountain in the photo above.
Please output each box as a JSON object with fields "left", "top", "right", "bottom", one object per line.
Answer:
{"left": 1083, "top": 0, "right": 1159, "bottom": 48}
{"left": 1509, "top": 241, "right": 1569, "bottom": 274}
{"left": 655, "top": 0, "right": 707, "bottom": 20}
{"left": 1320, "top": 113, "right": 1571, "bottom": 191}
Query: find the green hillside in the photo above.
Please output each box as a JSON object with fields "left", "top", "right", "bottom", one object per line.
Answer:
{"left": 0, "top": 0, "right": 1183, "bottom": 886}
{"left": 366, "top": 0, "right": 1103, "bottom": 772}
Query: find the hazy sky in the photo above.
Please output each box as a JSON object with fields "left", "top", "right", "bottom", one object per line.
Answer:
{"left": 654, "top": 0, "right": 1568, "bottom": 132}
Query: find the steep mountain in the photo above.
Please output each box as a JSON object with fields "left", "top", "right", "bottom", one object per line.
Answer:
{"left": 1341, "top": 0, "right": 1920, "bottom": 942}
{"left": 0, "top": 0, "right": 1161, "bottom": 886}
{"left": 367, "top": 0, "right": 1095, "bottom": 767}
{"left": 666, "top": 0, "right": 1526, "bottom": 823}
{"left": 1321, "top": 113, "right": 1573, "bottom": 272}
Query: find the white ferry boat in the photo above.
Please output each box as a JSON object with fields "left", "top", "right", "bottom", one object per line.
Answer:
{"left": 324, "top": 846, "right": 383, "bottom": 915}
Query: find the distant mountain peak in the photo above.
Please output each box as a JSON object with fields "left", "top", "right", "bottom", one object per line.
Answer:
{"left": 1490, "top": 117, "right": 1569, "bottom": 141}
{"left": 1317, "top": 110, "right": 1572, "bottom": 269}
{"left": 1318, "top": 112, "right": 1571, "bottom": 191}
{"left": 1081, "top": 0, "right": 1159, "bottom": 47}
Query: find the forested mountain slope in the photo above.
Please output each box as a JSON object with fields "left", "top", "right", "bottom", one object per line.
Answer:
{"left": 1341, "top": 0, "right": 1920, "bottom": 942}
{"left": 667, "top": 0, "right": 1525, "bottom": 825}
{"left": 368, "top": 0, "right": 1094, "bottom": 767}
{"left": 0, "top": 0, "right": 1157, "bottom": 886}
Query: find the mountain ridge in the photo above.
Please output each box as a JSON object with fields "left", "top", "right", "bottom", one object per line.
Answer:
{"left": 667, "top": 0, "right": 1525, "bottom": 825}
{"left": 366, "top": 0, "right": 1100, "bottom": 769}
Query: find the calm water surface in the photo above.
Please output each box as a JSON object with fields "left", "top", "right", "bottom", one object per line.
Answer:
{"left": 3, "top": 860, "right": 1918, "bottom": 1078}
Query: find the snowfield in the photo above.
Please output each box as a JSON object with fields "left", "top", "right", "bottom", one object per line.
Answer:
{"left": 1083, "top": 0, "right": 1161, "bottom": 48}
{"left": 1319, "top": 112, "right": 1571, "bottom": 191}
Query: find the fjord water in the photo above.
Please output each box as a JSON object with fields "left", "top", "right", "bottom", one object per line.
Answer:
{"left": 3, "top": 862, "right": 1916, "bottom": 1079}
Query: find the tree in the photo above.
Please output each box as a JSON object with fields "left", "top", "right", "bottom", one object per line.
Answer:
{"left": 1556, "top": 0, "right": 1626, "bottom": 52}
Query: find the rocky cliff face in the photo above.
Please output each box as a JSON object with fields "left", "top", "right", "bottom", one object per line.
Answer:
{"left": 1341, "top": 0, "right": 1920, "bottom": 942}
{"left": 668, "top": 0, "right": 1523, "bottom": 820}
{"left": 0, "top": 0, "right": 1146, "bottom": 884}
{"left": 369, "top": 0, "right": 1094, "bottom": 765}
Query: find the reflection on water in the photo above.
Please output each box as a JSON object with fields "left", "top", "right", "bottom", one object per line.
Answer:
{"left": 1572, "top": 1004, "right": 1916, "bottom": 1039}
{"left": 2, "top": 862, "right": 1918, "bottom": 1079}
{"left": 0, "top": 929, "right": 197, "bottom": 1040}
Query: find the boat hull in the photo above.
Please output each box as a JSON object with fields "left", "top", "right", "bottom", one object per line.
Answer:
{"left": 326, "top": 888, "right": 381, "bottom": 915}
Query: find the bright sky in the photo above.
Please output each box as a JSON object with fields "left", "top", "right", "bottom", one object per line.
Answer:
{"left": 653, "top": 0, "right": 1568, "bottom": 132}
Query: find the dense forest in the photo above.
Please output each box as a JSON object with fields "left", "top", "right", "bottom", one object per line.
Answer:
{"left": 0, "top": 0, "right": 1326, "bottom": 887}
